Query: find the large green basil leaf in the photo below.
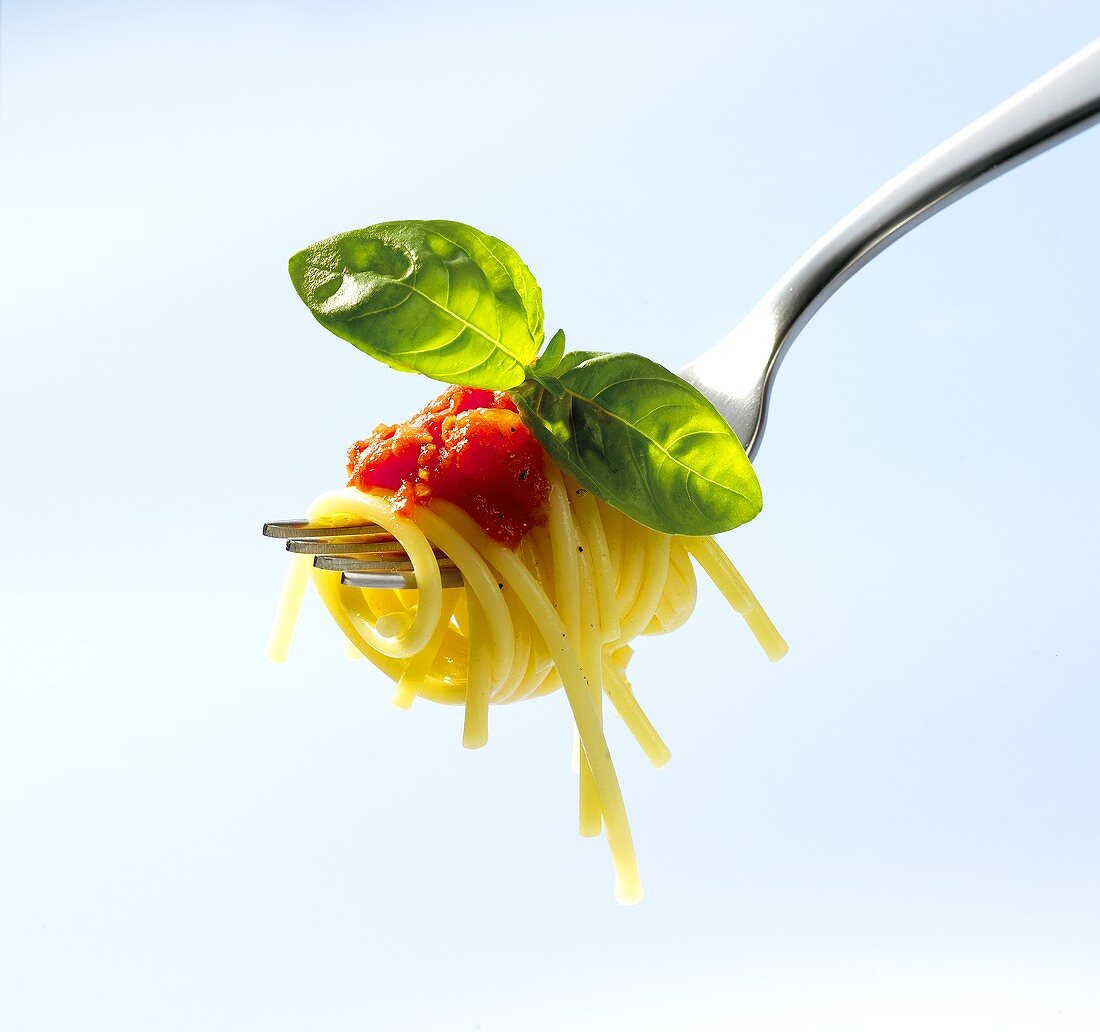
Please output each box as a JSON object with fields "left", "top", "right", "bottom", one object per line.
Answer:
{"left": 510, "top": 352, "right": 762, "bottom": 535}
{"left": 288, "top": 220, "right": 543, "bottom": 389}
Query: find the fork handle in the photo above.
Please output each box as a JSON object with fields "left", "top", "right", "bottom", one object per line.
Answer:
{"left": 724, "top": 37, "right": 1100, "bottom": 458}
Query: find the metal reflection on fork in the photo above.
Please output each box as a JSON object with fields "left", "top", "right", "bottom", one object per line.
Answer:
{"left": 264, "top": 39, "right": 1100, "bottom": 589}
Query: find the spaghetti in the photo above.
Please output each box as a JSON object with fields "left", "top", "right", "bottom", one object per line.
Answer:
{"left": 266, "top": 465, "right": 786, "bottom": 904}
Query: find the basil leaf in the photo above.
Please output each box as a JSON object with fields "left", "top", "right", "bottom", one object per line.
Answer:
{"left": 529, "top": 328, "right": 567, "bottom": 397}
{"left": 536, "top": 328, "right": 566, "bottom": 371}
{"left": 288, "top": 220, "right": 544, "bottom": 390}
{"left": 510, "top": 352, "right": 762, "bottom": 535}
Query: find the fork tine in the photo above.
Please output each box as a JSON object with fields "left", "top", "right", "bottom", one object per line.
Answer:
{"left": 263, "top": 519, "right": 385, "bottom": 539}
{"left": 342, "top": 568, "right": 464, "bottom": 590}
{"left": 313, "top": 555, "right": 458, "bottom": 573}
{"left": 285, "top": 538, "right": 451, "bottom": 556}
{"left": 326, "top": 554, "right": 463, "bottom": 588}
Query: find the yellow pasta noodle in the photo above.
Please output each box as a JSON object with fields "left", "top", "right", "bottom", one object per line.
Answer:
{"left": 268, "top": 476, "right": 786, "bottom": 904}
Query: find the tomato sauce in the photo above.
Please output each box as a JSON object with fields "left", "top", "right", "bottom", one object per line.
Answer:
{"left": 347, "top": 386, "right": 551, "bottom": 547}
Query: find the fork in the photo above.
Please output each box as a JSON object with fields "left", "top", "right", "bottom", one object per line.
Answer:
{"left": 679, "top": 37, "right": 1100, "bottom": 458}
{"left": 266, "top": 38, "right": 1100, "bottom": 584}
{"left": 263, "top": 519, "right": 465, "bottom": 588}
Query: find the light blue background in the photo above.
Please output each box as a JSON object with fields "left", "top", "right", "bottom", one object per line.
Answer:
{"left": 1, "top": 2, "right": 1097, "bottom": 1029}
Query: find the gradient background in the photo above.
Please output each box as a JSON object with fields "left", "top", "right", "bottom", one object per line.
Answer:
{"left": 2, "top": 2, "right": 1098, "bottom": 1029}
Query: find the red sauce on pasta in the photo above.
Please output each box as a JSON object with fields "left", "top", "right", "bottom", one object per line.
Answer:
{"left": 347, "top": 386, "right": 550, "bottom": 547}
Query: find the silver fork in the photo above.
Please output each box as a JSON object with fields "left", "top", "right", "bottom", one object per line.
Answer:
{"left": 679, "top": 37, "right": 1100, "bottom": 458}
{"left": 267, "top": 38, "right": 1100, "bottom": 585}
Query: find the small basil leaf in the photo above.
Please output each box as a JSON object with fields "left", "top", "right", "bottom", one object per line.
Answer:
{"left": 535, "top": 328, "right": 566, "bottom": 371}
{"left": 511, "top": 352, "right": 762, "bottom": 535}
{"left": 289, "top": 220, "right": 543, "bottom": 390}
{"left": 527, "top": 330, "right": 567, "bottom": 397}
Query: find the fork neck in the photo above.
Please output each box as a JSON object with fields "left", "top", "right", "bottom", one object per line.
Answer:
{"left": 703, "top": 37, "right": 1100, "bottom": 460}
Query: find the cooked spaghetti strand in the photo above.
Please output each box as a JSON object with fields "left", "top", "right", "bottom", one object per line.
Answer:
{"left": 270, "top": 477, "right": 786, "bottom": 905}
